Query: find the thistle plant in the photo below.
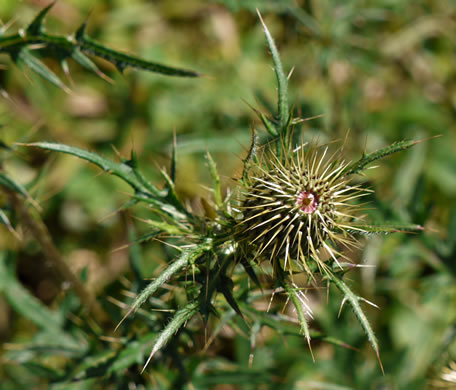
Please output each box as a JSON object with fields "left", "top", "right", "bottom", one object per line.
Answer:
{"left": 19, "top": 11, "right": 424, "bottom": 371}
{"left": 0, "top": 5, "right": 434, "bottom": 386}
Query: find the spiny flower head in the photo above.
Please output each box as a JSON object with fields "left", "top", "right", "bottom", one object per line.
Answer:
{"left": 236, "top": 139, "right": 369, "bottom": 275}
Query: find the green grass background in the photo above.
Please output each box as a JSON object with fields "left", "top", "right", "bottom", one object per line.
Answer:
{"left": 0, "top": 0, "right": 455, "bottom": 389}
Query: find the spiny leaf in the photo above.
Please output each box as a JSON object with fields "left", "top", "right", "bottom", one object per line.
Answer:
{"left": 160, "top": 168, "right": 189, "bottom": 216}
{"left": 71, "top": 48, "right": 113, "bottom": 83}
{"left": 115, "top": 242, "right": 210, "bottom": 331}
{"left": 331, "top": 274, "right": 384, "bottom": 373}
{"left": 242, "top": 128, "right": 259, "bottom": 181}
{"left": 259, "top": 110, "right": 279, "bottom": 137}
{"left": 72, "top": 333, "right": 157, "bottom": 380}
{"left": 118, "top": 197, "right": 139, "bottom": 212}
{"left": 257, "top": 9, "right": 289, "bottom": 134}
{"left": 240, "top": 257, "right": 262, "bottom": 290}
{"left": 143, "top": 218, "right": 187, "bottom": 236}
{"left": 343, "top": 139, "right": 427, "bottom": 176}
{"left": 206, "top": 151, "right": 222, "bottom": 208}
{"left": 0, "top": 209, "right": 20, "bottom": 239}
{"left": 142, "top": 300, "right": 199, "bottom": 372}
{"left": 108, "top": 334, "right": 156, "bottom": 375}
{"left": 347, "top": 222, "right": 424, "bottom": 235}
{"left": 0, "top": 171, "right": 40, "bottom": 210}
{"left": 21, "top": 142, "right": 160, "bottom": 197}
{"left": 127, "top": 151, "right": 161, "bottom": 197}
{"left": 14, "top": 48, "right": 70, "bottom": 93}
{"left": 26, "top": 2, "right": 55, "bottom": 36}
{"left": 240, "top": 303, "right": 356, "bottom": 350}
{"left": 20, "top": 362, "right": 63, "bottom": 381}
{"left": 281, "top": 277, "right": 314, "bottom": 361}
{"left": 78, "top": 35, "right": 200, "bottom": 77}
{"left": 71, "top": 350, "right": 117, "bottom": 381}
{"left": 130, "top": 230, "right": 161, "bottom": 246}
{"left": 244, "top": 100, "right": 278, "bottom": 137}
{"left": 0, "top": 171, "right": 29, "bottom": 197}
{"left": 75, "top": 19, "right": 88, "bottom": 43}
{"left": 24, "top": 142, "right": 187, "bottom": 220}
{"left": 132, "top": 192, "right": 188, "bottom": 221}
{"left": 1, "top": 5, "right": 200, "bottom": 80}
{"left": 218, "top": 276, "right": 244, "bottom": 318}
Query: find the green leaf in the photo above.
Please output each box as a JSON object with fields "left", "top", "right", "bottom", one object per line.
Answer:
{"left": 128, "top": 151, "right": 162, "bottom": 196}
{"left": 22, "top": 142, "right": 160, "bottom": 197}
{"left": 74, "top": 19, "right": 88, "bottom": 43}
{"left": 240, "top": 257, "right": 262, "bottom": 290}
{"left": 22, "top": 142, "right": 191, "bottom": 221}
{"left": 108, "top": 334, "right": 156, "bottom": 374}
{"left": 160, "top": 168, "right": 178, "bottom": 202}
{"left": 0, "top": 172, "right": 27, "bottom": 196}
{"left": 115, "top": 242, "right": 210, "bottom": 330}
{"left": 132, "top": 230, "right": 161, "bottom": 245}
{"left": 259, "top": 111, "right": 279, "bottom": 137}
{"left": 257, "top": 10, "right": 289, "bottom": 134}
{"left": 0, "top": 209, "right": 20, "bottom": 239}
{"left": 206, "top": 151, "right": 222, "bottom": 208}
{"left": 71, "top": 49, "right": 113, "bottom": 83}
{"left": 343, "top": 139, "right": 425, "bottom": 176}
{"left": 71, "top": 350, "right": 117, "bottom": 381}
{"left": 331, "top": 274, "right": 384, "bottom": 373}
{"left": 1, "top": 5, "right": 200, "bottom": 80}
{"left": 5, "top": 332, "right": 84, "bottom": 361}
{"left": 144, "top": 218, "right": 187, "bottom": 235}
{"left": 218, "top": 276, "right": 243, "bottom": 318}
{"left": 20, "top": 361, "right": 62, "bottom": 381}
{"left": 242, "top": 129, "right": 259, "bottom": 181}
{"left": 281, "top": 276, "right": 314, "bottom": 360}
{"left": 71, "top": 333, "right": 156, "bottom": 380}
{"left": 246, "top": 98, "right": 278, "bottom": 137}
{"left": 240, "top": 303, "right": 355, "bottom": 350}
{"left": 132, "top": 192, "right": 188, "bottom": 221}
{"left": 14, "top": 48, "right": 70, "bottom": 93}
{"left": 78, "top": 35, "right": 200, "bottom": 77}
{"left": 347, "top": 222, "right": 424, "bottom": 235}
{"left": 0, "top": 171, "right": 39, "bottom": 209}
{"left": 26, "top": 2, "right": 55, "bottom": 36}
{"left": 142, "top": 300, "right": 199, "bottom": 371}
{"left": 159, "top": 167, "right": 190, "bottom": 217}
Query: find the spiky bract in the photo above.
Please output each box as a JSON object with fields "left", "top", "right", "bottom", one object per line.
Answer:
{"left": 429, "top": 360, "right": 456, "bottom": 389}
{"left": 236, "top": 140, "right": 369, "bottom": 275}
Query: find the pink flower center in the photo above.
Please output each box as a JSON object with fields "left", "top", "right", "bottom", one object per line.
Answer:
{"left": 297, "top": 191, "right": 318, "bottom": 214}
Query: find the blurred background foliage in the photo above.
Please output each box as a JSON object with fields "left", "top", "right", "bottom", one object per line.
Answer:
{"left": 0, "top": 0, "right": 455, "bottom": 389}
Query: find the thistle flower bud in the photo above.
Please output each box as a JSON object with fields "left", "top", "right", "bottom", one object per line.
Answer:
{"left": 236, "top": 141, "right": 368, "bottom": 274}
